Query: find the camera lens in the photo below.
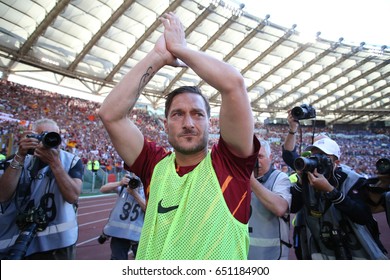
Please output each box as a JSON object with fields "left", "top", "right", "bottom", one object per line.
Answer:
{"left": 294, "top": 157, "right": 307, "bottom": 171}
{"left": 128, "top": 178, "right": 141, "bottom": 189}
{"left": 291, "top": 106, "right": 305, "bottom": 119}
{"left": 42, "top": 132, "right": 62, "bottom": 148}
{"left": 294, "top": 157, "right": 318, "bottom": 173}
{"left": 376, "top": 158, "right": 390, "bottom": 175}
{"left": 291, "top": 104, "right": 316, "bottom": 120}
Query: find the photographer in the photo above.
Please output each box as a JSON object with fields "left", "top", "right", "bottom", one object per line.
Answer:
{"left": 290, "top": 138, "right": 387, "bottom": 259}
{"left": 364, "top": 158, "right": 390, "bottom": 215}
{"left": 99, "top": 172, "right": 145, "bottom": 260}
{"left": 248, "top": 139, "right": 292, "bottom": 260}
{"left": 282, "top": 106, "right": 327, "bottom": 170}
{"left": 0, "top": 118, "right": 83, "bottom": 260}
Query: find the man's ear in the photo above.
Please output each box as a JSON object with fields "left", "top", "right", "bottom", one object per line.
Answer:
{"left": 164, "top": 119, "right": 168, "bottom": 132}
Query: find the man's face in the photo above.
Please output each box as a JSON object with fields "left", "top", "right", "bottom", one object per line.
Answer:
{"left": 35, "top": 124, "right": 59, "bottom": 135}
{"left": 164, "top": 93, "right": 209, "bottom": 155}
{"left": 256, "top": 145, "right": 271, "bottom": 177}
{"left": 310, "top": 148, "right": 337, "bottom": 172}
{"left": 35, "top": 123, "right": 60, "bottom": 149}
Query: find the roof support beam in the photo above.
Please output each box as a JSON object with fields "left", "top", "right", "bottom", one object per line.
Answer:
{"left": 104, "top": 0, "right": 183, "bottom": 83}
{"left": 18, "top": 0, "right": 71, "bottom": 56}
{"left": 68, "top": 0, "right": 136, "bottom": 72}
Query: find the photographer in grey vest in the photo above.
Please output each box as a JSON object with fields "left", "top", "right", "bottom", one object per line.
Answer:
{"left": 291, "top": 138, "right": 388, "bottom": 259}
{"left": 248, "top": 139, "right": 292, "bottom": 260}
{"left": 0, "top": 118, "right": 83, "bottom": 260}
{"left": 99, "top": 172, "right": 145, "bottom": 260}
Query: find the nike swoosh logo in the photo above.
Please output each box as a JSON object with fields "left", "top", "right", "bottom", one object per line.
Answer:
{"left": 157, "top": 199, "right": 179, "bottom": 214}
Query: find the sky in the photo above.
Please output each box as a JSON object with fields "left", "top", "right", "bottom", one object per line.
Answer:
{"left": 241, "top": 0, "right": 389, "bottom": 47}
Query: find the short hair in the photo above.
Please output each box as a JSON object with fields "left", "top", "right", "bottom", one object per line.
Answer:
{"left": 165, "top": 86, "right": 211, "bottom": 118}
{"left": 259, "top": 139, "right": 271, "bottom": 158}
{"left": 32, "top": 118, "right": 59, "bottom": 132}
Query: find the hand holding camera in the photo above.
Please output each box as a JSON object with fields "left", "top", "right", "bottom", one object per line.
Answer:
{"left": 17, "top": 130, "right": 39, "bottom": 157}
{"left": 120, "top": 175, "right": 131, "bottom": 187}
{"left": 306, "top": 168, "right": 334, "bottom": 192}
{"left": 26, "top": 131, "right": 62, "bottom": 154}
{"left": 294, "top": 153, "right": 335, "bottom": 192}
{"left": 18, "top": 131, "right": 62, "bottom": 171}
{"left": 121, "top": 174, "right": 141, "bottom": 189}
{"left": 291, "top": 104, "right": 316, "bottom": 120}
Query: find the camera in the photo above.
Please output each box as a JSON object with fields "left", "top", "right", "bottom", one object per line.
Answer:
{"left": 376, "top": 158, "right": 390, "bottom": 175}
{"left": 0, "top": 159, "right": 5, "bottom": 171}
{"left": 127, "top": 177, "right": 141, "bottom": 189}
{"left": 26, "top": 131, "right": 62, "bottom": 154}
{"left": 294, "top": 153, "right": 333, "bottom": 178}
{"left": 97, "top": 233, "right": 110, "bottom": 244}
{"left": 124, "top": 174, "right": 141, "bottom": 190}
{"left": 5, "top": 206, "right": 48, "bottom": 260}
{"left": 291, "top": 104, "right": 316, "bottom": 120}
{"left": 320, "top": 222, "right": 351, "bottom": 259}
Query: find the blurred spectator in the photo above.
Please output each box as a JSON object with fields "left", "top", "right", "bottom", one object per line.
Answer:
{"left": 0, "top": 79, "right": 389, "bottom": 178}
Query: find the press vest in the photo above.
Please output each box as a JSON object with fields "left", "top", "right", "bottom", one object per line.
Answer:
{"left": 87, "top": 160, "right": 99, "bottom": 171}
{"left": 297, "top": 167, "right": 388, "bottom": 260}
{"left": 103, "top": 185, "right": 145, "bottom": 241}
{"left": 0, "top": 151, "right": 79, "bottom": 257}
{"left": 248, "top": 169, "right": 291, "bottom": 259}
{"left": 136, "top": 152, "right": 249, "bottom": 260}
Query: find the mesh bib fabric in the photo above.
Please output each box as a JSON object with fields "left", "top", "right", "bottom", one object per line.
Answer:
{"left": 136, "top": 152, "right": 249, "bottom": 260}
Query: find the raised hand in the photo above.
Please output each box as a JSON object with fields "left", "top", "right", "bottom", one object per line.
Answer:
{"left": 156, "top": 12, "right": 187, "bottom": 68}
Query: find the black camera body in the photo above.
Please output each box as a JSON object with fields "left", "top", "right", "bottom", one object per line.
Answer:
{"left": 27, "top": 131, "right": 62, "bottom": 148}
{"left": 26, "top": 131, "right": 62, "bottom": 154}
{"left": 0, "top": 159, "right": 5, "bottom": 171}
{"left": 6, "top": 206, "right": 48, "bottom": 260}
{"left": 376, "top": 158, "right": 390, "bottom": 175}
{"left": 97, "top": 233, "right": 110, "bottom": 244}
{"left": 291, "top": 104, "right": 316, "bottom": 120}
{"left": 294, "top": 153, "right": 333, "bottom": 178}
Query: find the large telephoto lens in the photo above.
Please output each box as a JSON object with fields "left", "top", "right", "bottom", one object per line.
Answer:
{"left": 6, "top": 223, "right": 38, "bottom": 260}
{"left": 42, "top": 132, "right": 62, "bottom": 148}
{"left": 294, "top": 157, "right": 318, "bottom": 173}
{"left": 376, "top": 158, "right": 390, "bottom": 175}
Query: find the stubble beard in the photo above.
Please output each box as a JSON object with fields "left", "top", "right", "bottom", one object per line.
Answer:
{"left": 170, "top": 132, "right": 209, "bottom": 155}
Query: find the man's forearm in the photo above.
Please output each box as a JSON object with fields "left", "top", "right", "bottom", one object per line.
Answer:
{"left": 99, "top": 51, "right": 165, "bottom": 121}
{"left": 132, "top": 191, "right": 146, "bottom": 212}
{"left": 100, "top": 181, "right": 122, "bottom": 193}
{"left": 251, "top": 179, "right": 289, "bottom": 217}
{"left": 284, "top": 133, "right": 297, "bottom": 151}
{"left": 171, "top": 46, "right": 243, "bottom": 94}
{"left": 97, "top": 50, "right": 167, "bottom": 167}
{"left": 50, "top": 161, "right": 81, "bottom": 204}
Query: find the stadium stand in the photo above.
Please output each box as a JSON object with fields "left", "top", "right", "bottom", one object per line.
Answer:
{"left": 1, "top": 79, "right": 389, "bottom": 191}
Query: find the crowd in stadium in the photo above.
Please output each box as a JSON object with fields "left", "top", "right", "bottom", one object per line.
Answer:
{"left": 0, "top": 79, "right": 389, "bottom": 178}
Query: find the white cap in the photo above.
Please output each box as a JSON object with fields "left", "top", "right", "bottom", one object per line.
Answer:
{"left": 305, "top": 138, "right": 341, "bottom": 159}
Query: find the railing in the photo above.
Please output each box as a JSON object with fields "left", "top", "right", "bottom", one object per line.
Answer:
{"left": 81, "top": 168, "right": 126, "bottom": 194}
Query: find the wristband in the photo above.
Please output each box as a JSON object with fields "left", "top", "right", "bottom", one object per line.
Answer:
{"left": 10, "top": 158, "right": 23, "bottom": 170}
{"left": 14, "top": 152, "right": 25, "bottom": 162}
{"left": 13, "top": 154, "right": 25, "bottom": 165}
{"left": 325, "top": 188, "right": 344, "bottom": 203}
{"left": 288, "top": 130, "right": 297, "bottom": 135}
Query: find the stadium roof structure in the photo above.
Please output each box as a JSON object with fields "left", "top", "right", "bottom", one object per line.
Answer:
{"left": 0, "top": 0, "right": 389, "bottom": 125}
